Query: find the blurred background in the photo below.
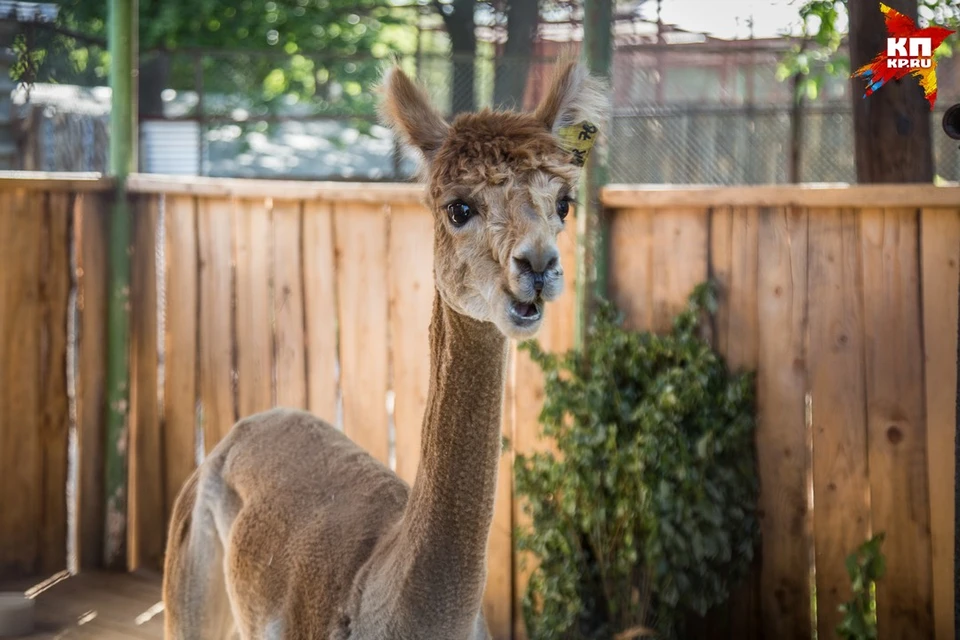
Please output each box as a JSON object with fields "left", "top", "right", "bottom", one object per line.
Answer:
{"left": 1, "top": 0, "right": 959, "bottom": 184}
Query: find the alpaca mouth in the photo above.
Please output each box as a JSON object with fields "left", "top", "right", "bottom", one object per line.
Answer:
{"left": 508, "top": 296, "right": 543, "bottom": 325}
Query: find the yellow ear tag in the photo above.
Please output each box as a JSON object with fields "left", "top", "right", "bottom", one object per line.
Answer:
{"left": 557, "top": 120, "right": 599, "bottom": 167}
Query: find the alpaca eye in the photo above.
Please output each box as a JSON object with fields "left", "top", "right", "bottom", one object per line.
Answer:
{"left": 556, "top": 198, "right": 571, "bottom": 220}
{"left": 446, "top": 201, "right": 474, "bottom": 227}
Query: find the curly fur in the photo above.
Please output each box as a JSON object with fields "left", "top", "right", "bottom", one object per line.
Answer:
{"left": 428, "top": 111, "right": 579, "bottom": 199}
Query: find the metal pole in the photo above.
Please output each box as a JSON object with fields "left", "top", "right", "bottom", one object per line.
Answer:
{"left": 104, "top": 0, "right": 137, "bottom": 569}
{"left": 575, "top": 0, "right": 613, "bottom": 348}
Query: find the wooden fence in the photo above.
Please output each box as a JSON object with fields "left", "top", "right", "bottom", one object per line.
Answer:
{"left": 0, "top": 173, "right": 957, "bottom": 640}
{"left": 603, "top": 183, "right": 960, "bottom": 640}
{"left": 0, "top": 174, "right": 113, "bottom": 580}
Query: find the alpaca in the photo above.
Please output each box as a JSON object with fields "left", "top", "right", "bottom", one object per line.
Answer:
{"left": 161, "top": 59, "right": 607, "bottom": 640}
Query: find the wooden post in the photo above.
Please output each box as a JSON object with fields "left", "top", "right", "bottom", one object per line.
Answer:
{"left": 103, "top": 0, "right": 138, "bottom": 569}
{"left": 576, "top": 0, "right": 613, "bottom": 348}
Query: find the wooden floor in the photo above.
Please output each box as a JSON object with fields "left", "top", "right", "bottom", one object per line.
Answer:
{"left": 1, "top": 571, "right": 164, "bottom": 638}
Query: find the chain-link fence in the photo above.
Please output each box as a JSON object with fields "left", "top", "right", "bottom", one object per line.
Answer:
{"left": 7, "top": 23, "right": 960, "bottom": 183}
{"left": 610, "top": 103, "right": 960, "bottom": 184}
{"left": 607, "top": 45, "right": 960, "bottom": 184}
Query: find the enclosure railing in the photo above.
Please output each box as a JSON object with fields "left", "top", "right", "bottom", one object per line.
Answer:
{"left": 0, "top": 173, "right": 956, "bottom": 640}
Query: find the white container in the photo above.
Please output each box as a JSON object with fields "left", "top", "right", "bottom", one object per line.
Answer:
{"left": 140, "top": 120, "right": 201, "bottom": 175}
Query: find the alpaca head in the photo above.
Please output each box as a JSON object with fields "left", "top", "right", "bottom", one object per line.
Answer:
{"left": 379, "top": 60, "right": 608, "bottom": 339}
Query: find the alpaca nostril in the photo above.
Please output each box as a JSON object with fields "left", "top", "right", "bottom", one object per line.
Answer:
{"left": 513, "top": 256, "right": 532, "bottom": 273}
{"left": 544, "top": 256, "right": 558, "bottom": 272}
{"left": 532, "top": 272, "right": 545, "bottom": 293}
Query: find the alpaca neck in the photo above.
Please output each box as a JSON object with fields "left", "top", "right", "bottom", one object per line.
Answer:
{"left": 391, "top": 291, "right": 508, "bottom": 631}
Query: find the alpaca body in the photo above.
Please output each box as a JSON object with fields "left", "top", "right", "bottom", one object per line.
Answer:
{"left": 165, "top": 295, "right": 508, "bottom": 640}
{"left": 165, "top": 410, "right": 414, "bottom": 639}
{"left": 162, "top": 59, "right": 607, "bottom": 640}
{"left": 165, "top": 408, "right": 490, "bottom": 639}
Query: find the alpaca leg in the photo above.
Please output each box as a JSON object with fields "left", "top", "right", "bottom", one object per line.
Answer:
{"left": 162, "top": 471, "right": 236, "bottom": 640}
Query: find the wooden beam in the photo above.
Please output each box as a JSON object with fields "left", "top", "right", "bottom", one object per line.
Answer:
{"left": 601, "top": 183, "right": 960, "bottom": 209}
{"left": 126, "top": 174, "right": 426, "bottom": 204}
{"left": 0, "top": 173, "right": 111, "bottom": 191}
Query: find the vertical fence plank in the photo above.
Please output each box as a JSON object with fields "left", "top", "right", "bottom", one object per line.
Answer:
{"left": 273, "top": 200, "right": 307, "bottom": 409}
{"left": 685, "top": 205, "right": 734, "bottom": 640}
{"left": 550, "top": 214, "right": 579, "bottom": 361}
{"left": 699, "top": 205, "right": 761, "bottom": 639}
{"left": 234, "top": 198, "right": 274, "bottom": 417}
{"left": 861, "top": 207, "right": 933, "bottom": 639}
{"left": 335, "top": 202, "right": 390, "bottom": 463}
{"left": 485, "top": 349, "right": 515, "bottom": 640}
{"left": 512, "top": 215, "right": 579, "bottom": 639}
{"left": 129, "top": 195, "right": 163, "bottom": 570}
{"left": 388, "top": 203, "right": 434, "bottom": 486}
{"left": 808, "top": 208, "right": 870, "bottom": 639}
{"left": 726, "top": 207, "right": 762, "bottom": 640}
{"left": 652, "top": 208, "right": 709, "bottom": 332}
{"left": 302, "top": 201, "right": 338, "bottom": 423}
{"left": 76, "top": 192, "right": 109, "bottom": 570}
{"left": 197, "top": 197, "right": 236, "bottom": 452}
{"left": 163, "top": 196, "right": 199, "bottom": 525}
{"left": 756, "top": 205, "right": 811, "bottom": 639}
{"left": 710, "top": 206, "right": 734, "bottom": 357}
{"left": 725, "top": 207, "right": 760, "bottom": 369}
{"left": 0, "top": 189, "right": 43, "bottom": 577}
{"left": 511, "top": 327, "right": 550, "bottom": 639}
{"left": 710, "top": 205, "right": 761, "bottom": 366}
{"left": 921, "top": 207, "right": 960, "bottom": 640}
{"left": 629, "top": 205, "right": 711, "bottom": 638}
{"left": 38, "top": 192, "right": 71, "bottom": 574}
{"left": 609, "top": 208, "right": 654, "bottom": 331}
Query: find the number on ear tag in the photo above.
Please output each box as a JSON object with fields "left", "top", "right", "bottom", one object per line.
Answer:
{"left": 557, "top": 120, "right": 599, "bottom": 167}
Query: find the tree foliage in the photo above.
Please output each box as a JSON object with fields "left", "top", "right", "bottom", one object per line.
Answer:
{"left": 56, "top": 0, "right": 412, "bottom": 56}
{"left": 18, "top": 1, "right": 564, "bottom": 117}
{"left": 18, "top": 1, "right": 416, "bottom": 117}
{"left": 514, "top": 283, "right": 760, "bottom": 639}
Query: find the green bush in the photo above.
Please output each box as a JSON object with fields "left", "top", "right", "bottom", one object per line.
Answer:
{"left": 514, "top": 283, "right": 760, "bottom": 639}
{"left": 836, "top": 533, "right": 886, "bottom": 640}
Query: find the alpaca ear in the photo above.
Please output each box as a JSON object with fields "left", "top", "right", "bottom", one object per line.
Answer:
{"left": 378, "top": 66, "right": 449, "bottom": 161}
{"left": 533, "top": 60, "right": 608, "bottom": 137}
